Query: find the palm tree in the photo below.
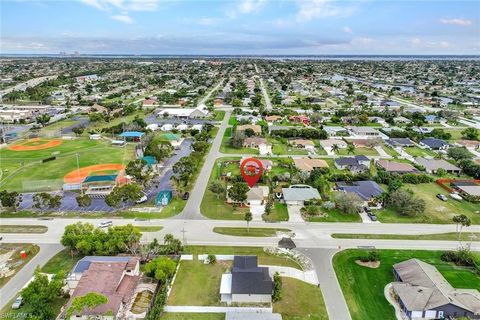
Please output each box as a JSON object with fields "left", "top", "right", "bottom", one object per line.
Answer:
{"left": 244, "top": 212, "right": 253, "bottom": 233}
{"left": 332, "top": 144, "right": 340, "bottom": 154}
{"left": 347, "top": 144, "right": 355, "bottom": 154}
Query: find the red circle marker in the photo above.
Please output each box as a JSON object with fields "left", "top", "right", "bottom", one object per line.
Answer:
{"left": 240, "top": 157, "right": 263, "bottom": 188}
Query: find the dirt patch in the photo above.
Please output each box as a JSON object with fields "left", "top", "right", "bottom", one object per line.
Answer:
{"left": 63, "top": 163, "right": 126, "bottom": 184}
{"left": 8, "top": 138, "right": 62, "bottom": 151}
{"left": 355, "top": 259, "right": 380, "bottom": 268}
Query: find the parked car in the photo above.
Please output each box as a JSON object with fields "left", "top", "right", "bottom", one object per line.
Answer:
{"left": 98, "top": 221, "right": 113, "bottom": 228}
{"left": 12, "top": 296, "right": 22, "bottom": 309}
{"left": 136, "top": 194, "right": 148, "bottom": 204}
{"left": 363, "top": 207, "right": 372, "bottom": 214}
{"left": 182, "top": 192, "right": 190, "bottom": 200}
{"left": 450, "top": 192, "right": 463, "bottom": 201}
{"left": 436, "top": 194, "right": 448, "bottom": 201}
{"left": 367, "top": 212, "right": 377, "bottom": 221}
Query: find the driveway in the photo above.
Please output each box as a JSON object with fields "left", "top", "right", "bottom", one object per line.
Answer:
{"left": 286, "top": 205, "right": 304, "bottom": 222}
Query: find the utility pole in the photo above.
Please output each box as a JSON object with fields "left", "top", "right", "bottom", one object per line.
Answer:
{"left": 76, "top": 153, "right": 83, "bottom": 195}
{"left": 181, "top": 223, "right": 187, "bottom": 248}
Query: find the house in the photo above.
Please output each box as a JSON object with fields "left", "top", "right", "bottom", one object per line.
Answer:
{"left": 392, "top": 259, "right": 480, "bottom": 320}
{"left": 289, "top": 139, "right": 315, "bottom": 152}
{"left": 160, "top": 123, "right": 174, "bottom": 131}
{"left": 347, "top": 126, "right": 380, "bottom": 137}
{"left": 142, "top": 98, "right": 157, "bottom": 107}
{"left": 236, "top": 124, "right": 262, "bottom": 136}
{"left": 265, "top": 115, "right": 282, "bottom": 123}
{"left": 320, "top": 139, "right": 348, "bottom": 151}
{"left": 335, "top": 156, "right": 370, "bottom": 173}
{"left": 376, "top": 160, "right": 418, "bottom": 174}
{"left": 243, "top": 137, "right": 272, "bottom": 156}
{"left": 246, "top": 186, "right": 269, "bottom": 205}
{"left": 324, "top": 126, "right": 349, "bottom": 137}
{"left": 157, "top": 104, "right": 209, "bottom": 119}
{"left": 424, "top": 115, "right": 438, "bottom": 124}
{"left": 288, "top": 115, "right": 309, "bottom": 125}
{"left": 335, "top": 181, "right": 383, "bottom": 201}
{"left": 89, "top": 103, "right": 108, "bottom": 114}
{"left": 220, "top": 256, "right": 273, "bottom": 304}
{"left": 236, "top": 115, "right": 262, "bottom": 124}
{"left": 393, "top": 116, "right": 411, "bottom": 124}
{"left": 451, "top": 181, "right": 480, "bottom": 200}
{"left": 419, "top": 138, "right": 449, "bottom": 150}
{"left": 293, "top": 158, "right": 329, "bottom": 173}
{"left": 385, "top": 138, "right": 415, "bottom": 148}
{"left": 415, "top": 158, "right": 461, "bottom": 174}
{"left": 456, "top": 140, "right": 480, "bottom": 150}
{"left": 176, "top": 124, "right": 189, "bottom": 131}
{"left": 65, "top": 256, "right": 140, "bottom": 319}
{"left": 282, "top": 185, "right": 321, "bottom": 206}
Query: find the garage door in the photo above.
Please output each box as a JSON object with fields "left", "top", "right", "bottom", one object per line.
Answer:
{"left": 425, "top": 310, "right": 436, "bottom": 318}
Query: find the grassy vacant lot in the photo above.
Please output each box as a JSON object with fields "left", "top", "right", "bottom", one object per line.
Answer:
{"left": 213, "top": 227, "right": 290, "bottom": 237}
{"left": 269, "top": 138, "right": 308, "bottom": 156}
{"left": 334, "top": 249, "right": 480, "bottom": 320}
{"left": 0, "top": 138, "right": 135, "bottom": 192}
{"left": 184, "top": 246, "right": 301, "bottom": 269}
{"left": 332, "top": 232, "right": 480, "bottom": 241}
{"left": 273, "top": 277, "right": 328, "bottom": 320}
{"left": 0, "top": 244, "right": 39, "bottom": 288}
{"left": 403, "top": 146, "right": 436, "bottom": 157}
{"left": 375, "top": 183, "right": 480, "bottom": 224}
{"left": 41, "top": 249, "right": 83, "bottom": 274}
{"left": 337, "top": 147, "right": 378, "bottom": 156}
{"left": 220, "top": 127, "right": 258, "bottom": 154}
{"left": 160, "top": 314, "right": 225, "bottom": 320}
{"left": 167, "top": 260, "right": 231, "bottom": 306}
{"left": 306, "top": 208, "right": 362, "bottom": 223}
{"left": 0, "top": 225, "right": 48, "bottom": 233}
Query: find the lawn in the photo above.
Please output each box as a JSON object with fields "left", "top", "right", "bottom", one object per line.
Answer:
{"left": 306, "top": 208, "right": 362, "bottom": 223}
{"left": 333, "top": 249, "right": 480, "bottom": 320}
{"left": 160, "top": 314, "right": 225, "bottom": 320}
{"left": 220, "top": 127, "right": 258, "bottom": 155}
{"left": 382, "top": 146, "right": 400, "bottom": 157}
{"left": 337, "top": 147, "right": 378, "bottom": 156}
{"left": 213, "top": 227, "right": 290, "bottom": 237}
{"left": 0, "top": 138, "right": 135, "bottom": 192}
{"left": 269, "top": 138, "right": 308, "bottom": 156}
{"left": 228, "top": 116, "right": 237, "bottom": 126}
{"left": 375, "top": 183, "right": 480, "bottom": 224}
{"left": 331, "top": 232, "right": 480, "bottom": 241}
{"left": 264, "top": 203, "right": 289, "bottom": 222}
{"left": 0, "top": 225, "right": 48, "bottom": 233}
{"left": 213, "top": 110, "right": 225, "bottom": 121}
{"left": 273, "top": 277, "right": 328, "bottom": 320}
{"left": 403, "top": 146, "right": 436, "bottom": 158}
{"left": 0, "top": 244, "right": 39, "bottom": 288}
{"left": 184, "top": 246, "right": 301, "bottom": 269}
{"left": 39, "top": 119, "right": 79, "bottom": 135}
{"left": 134, "top": 226, "right": 163, "bottom": 232}
{"left": 167, "top": 260, "right": 231, "bottom": 306}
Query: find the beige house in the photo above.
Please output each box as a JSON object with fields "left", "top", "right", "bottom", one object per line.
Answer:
{"left": 293, "top": 158, "right": 329, "bottom": 173}
{"left": 236, "top": 124, "right": 262, "bottom": 136}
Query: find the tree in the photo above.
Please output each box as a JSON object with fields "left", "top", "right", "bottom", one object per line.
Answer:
{"left": 36, "top": 114, "right": 51, "bottom": 127}
{"left": 66, "top": 293, "right": 108, "bottom": 319}
{"left": 228, "top": 182, "right": 249, "bottom": 206}
{"left": 244, "top": 212, "right": 253, "bottom": 232}
{"left": 453, "top": 214, "right": 471, "bottom": 240}
{"left": 21, "top": 268, "right": 64, "bottom": 320}
{"left": 173, "top": 156, "right": 197, "bottom": 186}
{"left": 461, "top": 127, "right": 479, "bottom": 141}
{"left": 72, "top": 125, "right": 85, "bottom": 136}
{"left": 272, "top": 272, "right": 282, "bottom": 302}
{"left": 0, "top": 190, "right": 20, "bottom": 211}
{"left": 192, "top": 141, "right": 209, "bottom": 154}
{"left": 331, "top": 144, "right": 340, "bottom": 154}
{"left": 163, "top": 233, "right": 183, "bottom": 254}
{"left": 126, "top": 159, "right": 152, "bottom": 185}
{"left": 75, "top": 194, "right": 91, "bottom": 208}
{"left": 387, "top": 179, "right": 403, "bottom": 193}
{"left": 244, "top": 128, "right": 255, "bottom": 137}
{"left": 32, "top": 192, "right": 61, "bottom": 211}
{"left": 144, "top": 256, "right": 177, "bottom": 283}
{"left": 334, "top": 192, "right": 363, "bottom": 215}
{"left": 105, "top": 183, "right": 143, "bottom": 207}
{"left": 209, "top": 181, "right": 225, "bottom": 199}
{"left": 387, "top": 189, "right": 425, "bottom": 216}
{"left": 144, "top": 139, "right": 173, "bottom": 162}
{"left": 447, "top": 147, "right": 473, "bottom": 162}
{"left": 347, "top": 144, "right": 355, "bottom": 154}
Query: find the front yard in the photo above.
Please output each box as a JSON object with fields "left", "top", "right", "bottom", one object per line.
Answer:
{"left": 220, "top": 127, "right": 258, "bottom": 154}
{"left": 305, "top": 208, "right": 362, "bottom": 223}
{"left": 334, "top": 249, "right": 480, "bottom": 320}
{"left": 0, "top": 244, "right": 39, "bottom": 288}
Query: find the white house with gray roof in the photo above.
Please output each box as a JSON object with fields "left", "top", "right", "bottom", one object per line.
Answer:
{"left": 281, "top": 185, "right": 320, "bottom": 206}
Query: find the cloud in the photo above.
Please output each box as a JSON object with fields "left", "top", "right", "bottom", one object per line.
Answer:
{"left": 226, "top": 0, "right": 266, "bottom": 18}
{"left": 79, "top": 0, "right": 159, "bottom": 12}
{"left": 440, "top": 18, "right": 473, "bottom": 26}
{"left": 199, "top": 18, "right": 219, "bottom": 26}
{"left": 410, "top": 37, "right": 421, "bottom": 45}
{"left": 111, "top": 14, "right": 134, "bottom": 24}
{"left": 295, "top": 0, "right": 355, "bottom": 22}
{"left": 343, "top": 26, "right": 352, "bottom": 34}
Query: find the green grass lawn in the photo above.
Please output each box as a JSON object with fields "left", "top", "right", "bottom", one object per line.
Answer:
{"left": 382, "top": 146, "right": 400, "bottom": 157}
{"left": 331, "top": 232, "right": 480, "bottom": 241}
{"left": 213, "top": 110, "right": 225, "bottom": 121}
{"left": 160, "top": 314, "right": 225, "bottom": 320}
{"left": 220, "top": 127, "right": 258, "bottom": 154}
{"left": 334, "top": 249, "right": 480, "bottom": 320}
{"left": 306, "top": 208, "right": 362, "bottom": 223}
{"left": 269, "top": 138, "right": 308, "bottom": 155}
{"left": 228, "top": 116, "right": 237, "bottom": 126}
{"left": 0, "top": 244, "right": 39, "bottom": 288}
{"left": 213, "top": 227, "right": 290, "bottom": 237}
{"left": 184, "top": 246, "right": 301, "bottom": 269}
{"left": 167, "top": 260, "right": 230, "bottom": 306}
{"left": 134, "top": 226, "right": 163, "bottom": 232}
{"left": 404, "top": 146, "right": 437, "bottom": 158}
{"left": 39, "top": 119, "right": 79, "bottom": 135}
{"left": 337, "top": 147, "right": 378, "bottom": 156}
{"left": 264, "top": 203, "right": 289, "bottom": 222}
{"left": 273, "top": 277, "right": 328, "bottom": 320}
{"left": 0, "top": 138, "right": 135, "bottom": 192}
{"left": 375, "top": 183, "right": 480, "bottom": 224}
{"left": 0, "top": 225, "right": 48, "bottom": 233}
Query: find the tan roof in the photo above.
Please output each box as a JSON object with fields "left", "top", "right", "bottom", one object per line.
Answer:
{"left": 293, "top": 158, "right": 329, "bottom": 172}
{"left": 377, "top": 160, "right": 417, "bottom": 173}
{"left": 457, "top": 185, "right": 480, "bottom": 196}
{"left": 243, "top": 137, "right": 268, "bottom": 146}
{"left": 290, "top": 139, "right": 314, "bottom": 147}
{"left": 265, "top": 115, "right": 282, "bottom": 122}
{"left": 320, "top": 139, "right": 348, "bottom": 148}
{"left": 247, "top": 186, "right": 269, "bottom": 201}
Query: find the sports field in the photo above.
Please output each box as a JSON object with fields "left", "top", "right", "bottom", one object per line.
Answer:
{"left": 0, "top": 138, "right": 135, "bottom": 192}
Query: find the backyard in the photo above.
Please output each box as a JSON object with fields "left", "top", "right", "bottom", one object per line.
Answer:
{"left": 333, "top": 249, "right": 480, "bottom": 320}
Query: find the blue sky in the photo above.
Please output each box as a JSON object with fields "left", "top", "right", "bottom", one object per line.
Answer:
{"left": 1, "top": 0, "right": 479, "bottom": 54}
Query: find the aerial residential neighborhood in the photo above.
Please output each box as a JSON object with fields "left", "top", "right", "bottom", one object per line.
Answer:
{"left": 1, "top": 1, "right": 480, "bottom": 320}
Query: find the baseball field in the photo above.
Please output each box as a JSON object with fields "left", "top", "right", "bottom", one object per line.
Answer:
{"left": 0, "top": 138, "right": 135, "bottom": 192}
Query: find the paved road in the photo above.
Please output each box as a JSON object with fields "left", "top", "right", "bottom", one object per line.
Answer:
{"left": 178, "top": 110, "right": 231, "bottom": 219}
{"left": 0, "top": 243, "right": 64, "bottom": 310}
{"left": 0, "top": 75, "right": 58, "bottom": 97}
{"left": 255, "top": 64, "right": 273, "bottom": 111}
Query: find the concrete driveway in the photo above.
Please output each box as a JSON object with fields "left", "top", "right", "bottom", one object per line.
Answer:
{"left": 287, "top": 205, "right": 304, "bottom": 222}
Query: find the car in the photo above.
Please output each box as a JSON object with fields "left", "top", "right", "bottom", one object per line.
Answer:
{"left": 363, "top": 206, "right": 372, "bottom": 214}
{"left": 98, "top": 221, "right": 113, "bottom": 228}
{"left": 182, "top": 192, "right": 190, "bottom": 200}
{"left": 367, "top": 212, "right": 377, "bottom": 221}
{"left": 136, "top": 195, "right": 148, "bottom": 204}
{"left": 450, "top": 192, "right": 463, "bottom": 201}
{"left": 436, "top": 194, "right": 448, "bottom": 201}
{"left": 12, "top": 296, "right": 22, "bottom": 309}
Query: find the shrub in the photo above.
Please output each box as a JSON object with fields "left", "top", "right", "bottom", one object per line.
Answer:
{"left": 207, "top": 254, "right": 216, "bottom": 264}
{"left": 359, "top": 250, "right": 380, "bottom": 262}
{"left": 272, "top": 272, "right": 282, "bottom": 302}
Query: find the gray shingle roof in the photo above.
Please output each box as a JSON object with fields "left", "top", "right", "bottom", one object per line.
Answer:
{"left": 231, "top": 256, "right": 273, "bottom": 295}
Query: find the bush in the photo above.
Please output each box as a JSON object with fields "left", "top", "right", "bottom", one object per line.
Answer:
{"left": 272, "top": 272, "right": 282, "bottom": 302}
{"left": 359, "top": 250, "right": 380, "bottom": 262}
{"left": 207, "top": 254, "right": 216, "bottom": 264}
{"left": 441, "top": 248, "right": 479, "bottom": 270}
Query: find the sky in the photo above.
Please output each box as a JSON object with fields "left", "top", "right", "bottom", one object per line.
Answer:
{"left": 1, "top": 0, "right": 479, "bottom": 55}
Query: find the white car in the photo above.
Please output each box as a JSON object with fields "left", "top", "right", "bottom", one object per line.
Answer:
{"left": 136, "top": 195, "right": 148, "bottom": 204}
{"left": 98, "top": 221, "right": 113, "bottom": 228}
{"left": 450, "top": 193, "right": 463, "bottom": 201}
{"left": 12, "top": 296, "right": 22, "bottom": 309}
